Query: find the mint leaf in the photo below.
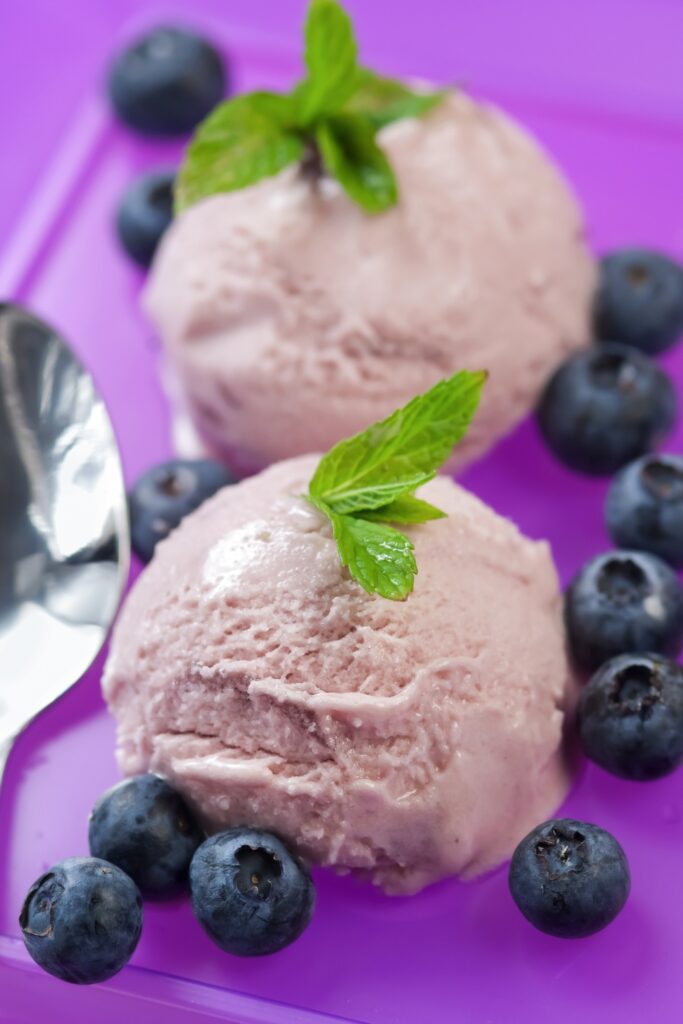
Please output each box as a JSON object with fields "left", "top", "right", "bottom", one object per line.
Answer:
{"left": 316, "top": 113, "right": 398, "bottom": 213}
{"left": 344, "top": 68, "right": 409, "bottom": 112}
{"left": 308, "top": 370, "right": 486, "bottom": 599}
{"left": 329, "top": 509, "right": 417, "bottom": 600}
{"left": 357, "top": 493, "right": 446, "bottom": 525}
{"left": 175, "top": 93, "right": 304, "bottom": 213}
{"left": 176, "top": 3, "right": 454, "bottom": 214}
{"left": 311, "top": 470, "right": 434, "bottom": 516}
{"left": 309, "top": 370, "right": 487, "bottom": 512}
{"left": 345, "top": 69, "right": 448, "bottom": 128}
{"left": 298, "top": 0, "right": 359, "bottom": 124}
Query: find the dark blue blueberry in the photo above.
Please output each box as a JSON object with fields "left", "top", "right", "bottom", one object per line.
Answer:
{"left": 20, "top": 857, "right": 142, "bottom": 984}
{"left": 128, "top": 458, "right": 235, "bottom": 563}
{"left": 116, "top": 170, "right": 175, "bottom": 268}
{"left": 606, "top": 454, "right": 683, "bottom": 568}
{"left": 108, "top": 26, "right": 226, "bottom": 136}
{"left": 509, "top": 819, "right": 630, "bottom": 938}
{"left": 536, "top": 344, "right": 677, "bottom": 476}
{"left": 565, "top": 550, "right": 683, "bottom": 672}
{"left": 579, "top": 653, "right": 683, "bottom": 781}
{"left": 89, "top": 774, "right": 203, "bottom": 895}
{"left": 190, "top": 829, "right": 315, "bottom": 956}
{"left": 594, "top": 248, "right": 683, "bottom": 355}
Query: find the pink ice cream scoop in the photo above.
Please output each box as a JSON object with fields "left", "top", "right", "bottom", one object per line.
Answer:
{"left": 103, "top": 456, "right": 577, "bottom": 894}
{"left": 145, "top": 91, "right": 595, "bottom": 474}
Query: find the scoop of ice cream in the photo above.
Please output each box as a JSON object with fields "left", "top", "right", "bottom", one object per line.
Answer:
{"left": 104, "top": 455, "right": 576, "bottom": 894}
{"left": 145, "top": 91, "right": 594, "bottom": 473}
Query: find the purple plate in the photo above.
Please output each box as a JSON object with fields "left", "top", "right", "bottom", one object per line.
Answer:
{"left": 1, "top": 14, "right": 683, "bottom": 1024}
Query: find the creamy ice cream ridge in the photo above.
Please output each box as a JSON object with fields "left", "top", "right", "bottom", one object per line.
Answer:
{"left": 146, "top": 88, "right": 595, "bottom": 473}
{"left": 104, "top": 450, "right": 577, "bottom": 894}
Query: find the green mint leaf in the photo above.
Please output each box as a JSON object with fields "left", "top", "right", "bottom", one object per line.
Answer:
{"left": 356, "top": 493, "right": 447, "bottom": 525}
{"left": 348, "top": 69, "right": 448, "bottom": 129}
{"left": 345, "top": 68, "right": 448, "bottom": 128}
{"left": 298, "top": 0, "right": 359, "bottom": 124}
{"left": 312, "top": 471, "right": 434, "bottom": 516}
{"left": 309, "top": 369, "right": 487, "bottom": 512}
{"left": 175, "top": 93, "right": 304, "bottom": 213}
{"left": 316, "top": 113, "right": 398, "bottom": 213}
{"left": 328, "top": 509, "right": 417, "bottom": 600}
{"left": 364, "top": 88, "right": 448, "bottom": 130}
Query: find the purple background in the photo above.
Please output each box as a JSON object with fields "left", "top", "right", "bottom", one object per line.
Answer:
{"left": 2, "top": 0, "right": 682, "bottom": 250}
{"left": 1, "top": 2, "right": 683, "bottom": 1023}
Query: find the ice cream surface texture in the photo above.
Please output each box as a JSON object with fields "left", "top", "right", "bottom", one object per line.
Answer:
{"left": 104, "top": 455, "right": 576, "bottom": 894}
{"left": 146, "top": 91, "right": 594, "bottom": 473}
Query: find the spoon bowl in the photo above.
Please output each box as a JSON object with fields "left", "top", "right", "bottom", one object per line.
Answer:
{"left": 0, "top": 303, "right": 129, "bottom": 780}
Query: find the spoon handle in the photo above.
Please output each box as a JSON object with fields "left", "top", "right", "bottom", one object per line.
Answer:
{"left": 0, "top": 731, "right": 15, "bottom": 789}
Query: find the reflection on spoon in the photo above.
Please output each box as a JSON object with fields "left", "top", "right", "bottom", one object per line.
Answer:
{"left": 0, "top": 303, "right": 129, "bottom": 783}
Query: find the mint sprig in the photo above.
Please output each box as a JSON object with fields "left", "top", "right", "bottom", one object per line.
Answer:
{"left": 346, "top": 69, "right": 449, "bottom": 129}
{"left": 328, "top": 511, "right": 418, "bottom": 603}
{"left": 298, "top": 0, "right": 358, "bottom": 123}
{"left": 307, "top": 370, "right": 487, "bottom": 600}
{"left": 175, "top": 0, "right": 447, "bottom": 215}
{"left": 175, "top": 93, "right": 304, "bottom": 211}
{"left": 357, "top": 494, "right": 446, "bottom": 525}
{"left": 316, "top": 114, "right": 398, "bottom": 214}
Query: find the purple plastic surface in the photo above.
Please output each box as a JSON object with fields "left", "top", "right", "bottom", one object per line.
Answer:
{"left": 1, "top": 9, "right": 683, "bottom": 1024}
{"left": 2, "top": 0, "right": 682, "bottom": 250}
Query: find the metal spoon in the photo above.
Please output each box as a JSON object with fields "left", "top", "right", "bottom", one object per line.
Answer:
{"left": 0, "top": 303, "right": 129, "bottom": 784}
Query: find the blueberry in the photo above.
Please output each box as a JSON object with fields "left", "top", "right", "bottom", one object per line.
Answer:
{"left": 565, "top": 550, "right": 683, "bottom": 672}
{"left": 108, "top": 26, "right": 226, "bottom": 136}
{"left": 578, "top": 653, "right": 683, "bottom": 781}
{"left": 594, "top": 248, "right": 683, "bottom": 355}
{"left": 536, "top": 344, "right": 676, "bottom": 475}
{"left": 128, "top": 458, "right": 235, "bottom": 562}
{"left": 116, "top": 170, "right": 175, "bottom": 268}
{"left": 190, "top": 829, "right": 315, "bottom": 956}
{"left": 89, "top": 774, "right": 203, "bottom": 896}
{"left": 606, "top": 454, "right": 683, "bottom": 569}
{"left": 20, "top": 857, "right": 142, "bottom": 984}
{"left": 509, "top": 819, "right": 630, "bottom": 938}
